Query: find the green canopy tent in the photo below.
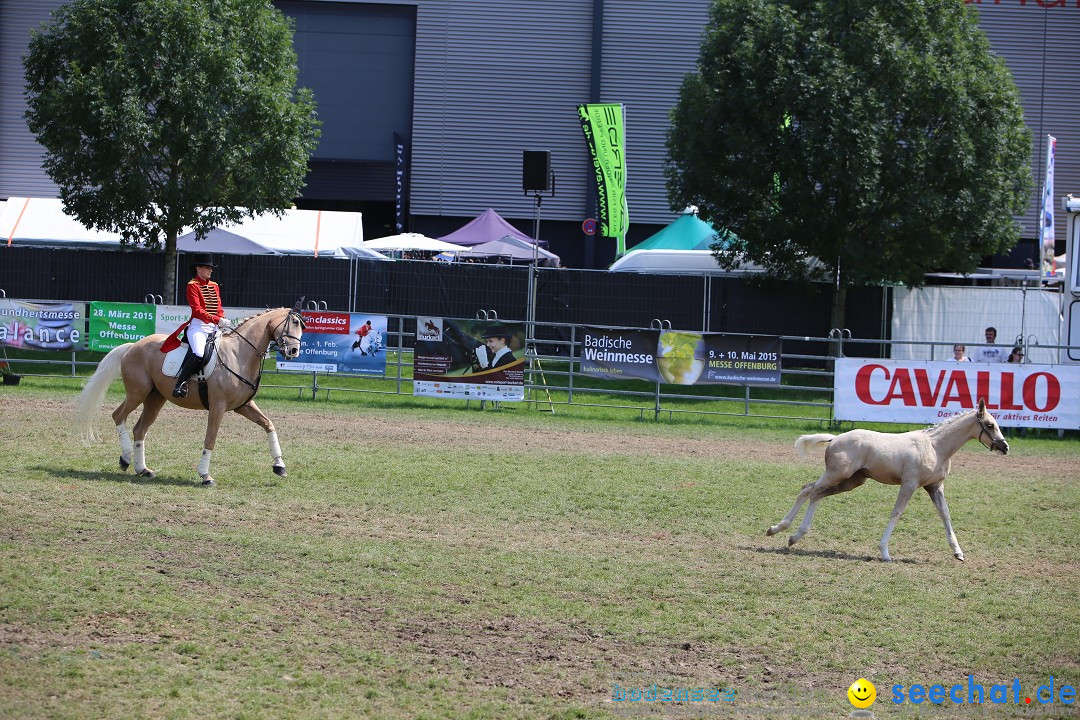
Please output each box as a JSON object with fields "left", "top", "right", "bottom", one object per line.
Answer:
{"left": 627, "top": 212, "right": 735, "bottom": 252}
{"left": 610, "top": 212, "right": 752, "bottom": 274}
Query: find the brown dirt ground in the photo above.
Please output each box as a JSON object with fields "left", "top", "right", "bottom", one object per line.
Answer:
{"left": 6, "top": 393, "right": 1078, "bottom": 716}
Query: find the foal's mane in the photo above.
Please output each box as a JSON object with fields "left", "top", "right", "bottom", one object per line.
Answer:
{"left": 924, "top": 407, "right": 979, "bottom": 437}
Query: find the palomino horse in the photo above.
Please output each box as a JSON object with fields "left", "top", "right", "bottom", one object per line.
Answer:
{"left": 766, "top": 399, "right": 1009, "bottom": 561}
{"left": 73, "top": 305, "right": 305, "bottom": 485}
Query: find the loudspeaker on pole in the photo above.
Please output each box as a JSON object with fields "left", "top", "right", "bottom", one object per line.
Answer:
{"left": 522, "top": 151, "right": 551, "bottom": 192}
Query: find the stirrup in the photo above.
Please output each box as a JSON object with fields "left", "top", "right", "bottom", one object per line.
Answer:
{"left": 172, "top": 381, "right": 188, "bottom": 398}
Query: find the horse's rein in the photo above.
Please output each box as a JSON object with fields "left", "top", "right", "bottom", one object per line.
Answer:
{"left": 214, "top": 311, "right": 304, "bottom": 407}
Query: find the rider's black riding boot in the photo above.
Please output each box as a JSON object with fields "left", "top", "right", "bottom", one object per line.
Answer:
{"left": 171, "top": 350, "right": 202, "bottom": 398}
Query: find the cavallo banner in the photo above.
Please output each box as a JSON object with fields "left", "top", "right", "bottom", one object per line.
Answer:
{"left": 834, "top": 358, "right": 1080, "bottom": 429}
{"left": 578, "top": 103, "right": 628, "bottom": 255}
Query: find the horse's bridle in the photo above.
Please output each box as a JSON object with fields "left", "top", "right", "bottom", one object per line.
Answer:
{"left": 216, "top": 309, "right": 305, "bottom": 407}
{"left": 268, "top": 309, "right": 306, "bottom": 355}
{"left": 977, "top": 415, "right": 1008, "bottom": 453}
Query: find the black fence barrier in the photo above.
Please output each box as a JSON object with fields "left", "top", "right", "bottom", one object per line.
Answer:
{"left": 0, "top": 246, "right": 888, "bottom": 349}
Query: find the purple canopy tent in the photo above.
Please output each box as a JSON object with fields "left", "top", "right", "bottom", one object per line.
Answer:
{"left": 437, "top": 208, "right": 543, "bottom": 247}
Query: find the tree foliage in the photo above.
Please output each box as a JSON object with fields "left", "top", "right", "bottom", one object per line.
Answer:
{"left": 666, "top": 0, "right": 1031, "bottom": 320}
{"left": 24, "top": 0, "right": 320, "bottom": 296}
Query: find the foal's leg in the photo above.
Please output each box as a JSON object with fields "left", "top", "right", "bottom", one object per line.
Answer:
{"left": 766, "top": 478, "right": 820, "bottom": 536}
{"left": 233, "top": 401, "right": 287, "bottom": 477}
{"left": 879, "top": 480, "right": 920, "bottom": 562}
{"left": 925, "top": 482, "right": 964, "bottom": 562}
{"left": 787, "top": 473, "right": 867, "bottom": 546}
{"left": 129, "top": 392, "right": 167, "bottom": 478}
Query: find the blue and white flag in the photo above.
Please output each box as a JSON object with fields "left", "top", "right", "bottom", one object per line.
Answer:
{"left": 1040, "top": 135, "right": 1056, "bottom": 277}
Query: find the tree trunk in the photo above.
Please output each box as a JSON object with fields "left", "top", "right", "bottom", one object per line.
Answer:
{"left": 164, "top": 227, "right": 178, "bottom": 302}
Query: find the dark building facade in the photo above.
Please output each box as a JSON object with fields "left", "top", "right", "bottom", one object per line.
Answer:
{"left": 1, "top": 0, "right": 1077, "bottom": 268}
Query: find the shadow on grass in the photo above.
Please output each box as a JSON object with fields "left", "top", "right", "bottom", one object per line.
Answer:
{"left": 37, "top": 465, "right": 205, "bottom": 488}
{"left": 740, "top": 544, "right": 922, "bottom": 564}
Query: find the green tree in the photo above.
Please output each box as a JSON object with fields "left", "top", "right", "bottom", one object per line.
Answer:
{"left": 24, "top": 0, "right": 320, "bottom": 298}
{"left": 666, "top": 0, "right": 1031, "bottom": 330}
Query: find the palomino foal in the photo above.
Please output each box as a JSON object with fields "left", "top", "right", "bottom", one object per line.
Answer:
{"left": 767, "top": 400, "right": 1009, "bottom": 561}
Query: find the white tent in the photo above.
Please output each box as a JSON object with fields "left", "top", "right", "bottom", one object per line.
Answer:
{"left": 362, "top": 233, "right": 467, "bottom": 254}
{"left": 179, "top": 207, "right": 366, "bottom": 257}
{"left": 456, "top": 235, "right": 561, "bottom": 266}
{"left": 0, "top": 197, "right": 124, "bottom": 249}
{"left": 0, "top": 197, "right": 368, "bottom": 257}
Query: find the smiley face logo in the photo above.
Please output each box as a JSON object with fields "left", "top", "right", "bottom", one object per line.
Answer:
{"left": 848, "top": 678, "right": 876, "bottom": 708}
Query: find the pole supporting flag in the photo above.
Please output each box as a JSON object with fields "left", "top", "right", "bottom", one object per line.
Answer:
{"left": 1040, "top": 135, "right": 1057, "bottom": 278}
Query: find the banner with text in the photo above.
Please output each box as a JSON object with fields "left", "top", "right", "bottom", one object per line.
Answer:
{"left": 413, "top": 317, "right": 525, "bottom": 401}
{"left": 88, "top": 302, "right": 156, "bottom": 351}
{"left": 578, "top": 103, "right": 628, "bottom": 255}
{"left": 580, "top": 328, "right": 781, "bottom": 386}
{"left": 834, "top": 358, "right": 1080, "bottom": 429}
{"left": 277, "top": 311, "right": 388, "bottom": 375}
{"left": 155, "top": 305, "right": 265, "bottom": 339}
{"left": 0, "top": 299, "right": 86, "bottom": 351}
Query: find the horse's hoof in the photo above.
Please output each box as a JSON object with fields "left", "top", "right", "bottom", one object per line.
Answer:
{"left": 200, "top": 475, "right": 215, "bottom": 486}
{"left": 272, "top": 464, "right": 287, "bottom": 477}
{"left": 119, "top": 456, "right": 131, "bottom": 471}
{"left": 787, "top": 537, "right": 796, "bottom": 546}
{"left": 765, "top": 527, "right": 777, "bottom": 536}
{"left": 954, "top": 553, "right": 965, "bottom": 562}
{"left": 137, "top": 468, "right": 155, "bottom": 478}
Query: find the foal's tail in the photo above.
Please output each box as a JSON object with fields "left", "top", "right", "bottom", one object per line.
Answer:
{"left": 73, "top": 343, "right": 133, "bottom": 445}
{"left": 794, "top": 433, "right": 836, "bottom": 460}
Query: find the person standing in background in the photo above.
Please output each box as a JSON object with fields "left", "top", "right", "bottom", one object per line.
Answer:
{"left": 971, "top": 327, "right": 1006, "bottom": 363}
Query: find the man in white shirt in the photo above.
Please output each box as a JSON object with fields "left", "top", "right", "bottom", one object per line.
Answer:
{"left": 971, "top": 326, "right": 1006, "bottom": 363}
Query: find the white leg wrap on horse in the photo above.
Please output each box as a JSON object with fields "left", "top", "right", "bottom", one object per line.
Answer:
{"left": 267, "top": 431, "right": 283, "bottom": 463}
{"left": 198, "top": 448, "right": 212, "bottom": 477}
{"left": 133, "top": 441, "right": 147, "bottom": 473}
{"left": 116, "top": 424, "right": 133, "bottom": 462}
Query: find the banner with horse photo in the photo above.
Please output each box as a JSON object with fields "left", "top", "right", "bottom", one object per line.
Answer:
{"left": 278, "top": 311, "right": 388, "bottom": 375}
{"left": 413, "top": 317, "right": 525, "bottom": 401}
{"left": 834, "top": 357, "right": 1080, "bottom": 429}
{"left": 0, "top": 299, "right": 85, "bottom": 351}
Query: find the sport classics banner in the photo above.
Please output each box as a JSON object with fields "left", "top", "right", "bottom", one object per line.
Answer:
{"left": 578, "top": 103, "right": 628, "bottom": 255}
{"left": 579, "top": 328, "right": 781, "bottom": 386}
{"left": 834, "top": 358, "right": 1080, "bottom": 429}
{"left": 278, "top": 311, "right": 388, "bottom": 376}
{"left": 413, "top": 317, "right": 525, "bottom": 401}
{"left": 0, "top": 300, "right": 86, "bottom": 351}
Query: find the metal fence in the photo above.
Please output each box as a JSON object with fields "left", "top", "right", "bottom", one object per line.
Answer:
{"left": 7, "top": 310, "right": 1077, "bottom": 428}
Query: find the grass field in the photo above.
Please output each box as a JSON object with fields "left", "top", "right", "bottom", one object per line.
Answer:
{"left": 1, "top": 380, "right": 1078, "bottom": 719}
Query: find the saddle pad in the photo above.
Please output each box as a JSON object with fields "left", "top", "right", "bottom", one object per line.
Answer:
{"left": 161, "top": 346, "right": 219, "bottom": 380}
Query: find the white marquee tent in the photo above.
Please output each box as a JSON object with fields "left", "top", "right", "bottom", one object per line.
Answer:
{"left": 0, "top": 197, "right": 372, "bottom": 257}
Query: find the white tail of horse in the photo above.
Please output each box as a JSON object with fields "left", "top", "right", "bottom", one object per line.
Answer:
{"left": 794, "top": 433, "right": 836, "bottom": 460}
{"left": 73, "top": 343, "right": 134, "bottom": 445}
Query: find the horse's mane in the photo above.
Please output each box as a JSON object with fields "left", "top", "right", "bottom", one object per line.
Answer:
{"left": 228, "top": 307, "right": 285, "bottom": 334}
{"left": 924, "top": 407, "right": 979, "bottom": 437}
